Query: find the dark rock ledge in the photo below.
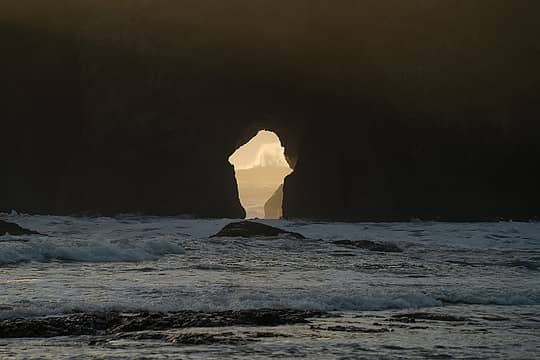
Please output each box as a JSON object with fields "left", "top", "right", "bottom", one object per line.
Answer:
{"left": 0, "top": 309, "right": 324, "bottom": 339}
{"left": 310, "top": 325, "right": 391, "bottom": 333}
{"left": 0, "top": 220, "right": 42, "bottom": 236}
{"left": 91, "top": 330, "right": 292, "bottom": 346}
{"left": 390, "top": 313, "right": 469, "bottom": 323}
{"left": 333, "top": 240, "right": 402, "bottom": 253}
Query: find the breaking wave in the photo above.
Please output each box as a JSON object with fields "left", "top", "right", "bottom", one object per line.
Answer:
{"left": 0, "top": 235, "right": 185, "bottom": 265}
{"left": 2, "top": 286, "right": 539, "bottom": 319}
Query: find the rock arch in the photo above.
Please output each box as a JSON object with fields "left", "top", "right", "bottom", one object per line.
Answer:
{"left": 1, "top": 1, "right": 539, "bottom": 220}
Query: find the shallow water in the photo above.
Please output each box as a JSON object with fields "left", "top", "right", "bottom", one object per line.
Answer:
{"left": 1, "top": 213, "right": 539, "bottom": 358}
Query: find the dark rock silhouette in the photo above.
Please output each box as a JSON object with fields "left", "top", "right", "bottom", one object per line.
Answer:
{"left": 0, "top": 220, "right": 41, "bottom": 236}
{"left": 390, "top": 313, "right": 469, "bottom": 323}
{"left": 1, "top": 1, "right": 539, "bottom": 221}
{"left": 333, "top": 240, "right": 402, "bottom": 253}
{"left": 0, "top": 309, "right": 324, "bottom": 339}
{"left": 95, "top": 330, "right": 290, "bottom": 346}
{"left": 212, "top": 221, "right": 305, "bottom": 239}
{"left": 310, "top": 325, "right": 391, "bottom": 333}
{"left": 264, "top": 184, "right": 284, "bottom": 219}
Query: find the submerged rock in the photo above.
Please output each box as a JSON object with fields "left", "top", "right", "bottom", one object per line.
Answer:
{"left": 333, "top": 240, "right": 402, "bottom": 253}
{"left": 0, "top": 309, "right": 324, "bottom": 339}
{"left": 211, "top": 221, "right": 305, "bottom": 239}
{"left": 0, "top": 220, "right": 41, "bottom": 236}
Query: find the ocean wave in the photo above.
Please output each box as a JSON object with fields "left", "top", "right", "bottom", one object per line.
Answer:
{"left": 2, "top": 213, "right": 540, "bottom": 321}
{"left": 0, "top": 235, "right": 185, "bottom": 265}
{"left": 2, "top": 286, "right": 539, "bottom": 319}
{"left": 179, "top": 287, "right": 540, "bottom": 312}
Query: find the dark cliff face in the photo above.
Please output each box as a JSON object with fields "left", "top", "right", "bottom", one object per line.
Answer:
{"left": 1, "top": 1, "right": 539, "bottom": 220}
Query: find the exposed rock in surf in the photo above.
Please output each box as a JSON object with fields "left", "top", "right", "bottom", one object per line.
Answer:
{"left": 311, "top": 325, "right": 391, "bottom": 333}
{"left": 250, "top": 331, "right": 291, "bottom": 338}
{"left": 104, "top": 331, "right": 248, "bottom": 346}
{"left": 168, "top": 332, "right": 246, "bottom": 345}
{"left": 390, "top": 313, "right": 469, "bottom": 323}
{"left": 0, "top": 220, "right": 41, "bottom": 236}
{"left": 211, "top": 221, "right": 305, "bottom": 239}
{"left": 0, "top": 309, "right": 324, "bottom": 339}
{"left": 92, "top": 330, "right": 291, "bottom": 346}
{"left": 333, "top": 240, "right": 402, "bottom": 253}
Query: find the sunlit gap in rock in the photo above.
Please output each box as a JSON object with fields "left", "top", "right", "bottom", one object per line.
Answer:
{"left": 229, "top": 130, "right": 293, "bottom": 219}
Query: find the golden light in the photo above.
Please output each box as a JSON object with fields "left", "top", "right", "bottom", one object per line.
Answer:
{"left": 229, "top": 131, "right": 293, "bottom": 219}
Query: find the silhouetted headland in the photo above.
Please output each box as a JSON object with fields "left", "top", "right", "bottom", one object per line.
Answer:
{"left": 1, "top": 1, "right": 539, "bottom": 221}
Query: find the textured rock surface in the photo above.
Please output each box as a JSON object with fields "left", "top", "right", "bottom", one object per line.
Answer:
{"left": 212, "top": 221, "right": 305, "bottom": 239}
{"left": 1, "top": 1, "right": 539, "bottom": 220}
{"left": 0, "top": 309, "right": 324, "bottom": 339}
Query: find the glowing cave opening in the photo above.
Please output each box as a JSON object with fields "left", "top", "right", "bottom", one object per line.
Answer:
{"left": 229, "top": 130, "right": 293, "bottom": 219}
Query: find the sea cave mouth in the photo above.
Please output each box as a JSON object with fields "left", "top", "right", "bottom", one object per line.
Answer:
{"left": 229, "top": 130, "right": 294, "bottom": 219}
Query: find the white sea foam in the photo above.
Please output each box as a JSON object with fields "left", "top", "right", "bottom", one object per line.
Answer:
{"left": 1, "top": 285, "right": 539, "bottom": 319}
{"left": 0, "top": 214, "right": 190, "bottom": 264}
{"left": 0, "top": 235, "right": 185, "bottom": 265}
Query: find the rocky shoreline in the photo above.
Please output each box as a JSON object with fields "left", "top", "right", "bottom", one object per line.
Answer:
{"left": 0, "top": 309, "right": 325, "bottom": 339}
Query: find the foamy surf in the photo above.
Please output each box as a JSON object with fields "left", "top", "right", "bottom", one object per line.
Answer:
{"left": 2, "top": 282, "right": 539, "bottom": 320}
{"left": 0, "top": 235, "right": 185, "bottom": 265}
